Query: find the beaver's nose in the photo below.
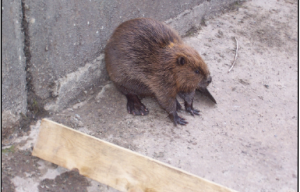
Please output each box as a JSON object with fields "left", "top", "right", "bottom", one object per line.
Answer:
{"left": 206, "top": 76, "right": 212, "bottom": 84}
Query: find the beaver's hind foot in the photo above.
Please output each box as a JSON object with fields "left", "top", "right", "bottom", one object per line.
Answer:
{"left": 126, "top": 95, "right": 149, "bottom": 116}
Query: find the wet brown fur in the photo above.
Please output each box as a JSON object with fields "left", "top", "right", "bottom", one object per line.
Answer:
{"left": 105, "top": 18, "right": 211, "bottom": 125}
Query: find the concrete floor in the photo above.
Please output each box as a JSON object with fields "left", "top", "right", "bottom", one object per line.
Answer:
{"left": 2, "top": 0, "right": 298, "bottom": 191}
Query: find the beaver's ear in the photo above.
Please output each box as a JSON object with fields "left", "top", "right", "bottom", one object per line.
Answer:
{"left": 177, "top": 57, "right": 185, "bottom": 66}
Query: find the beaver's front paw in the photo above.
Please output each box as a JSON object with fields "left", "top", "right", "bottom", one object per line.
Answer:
{"left": 185, "top": 106, "right": 200, "bottom": 116}
{"left": 169, "top": 112, "right": 188, "bottom": 126}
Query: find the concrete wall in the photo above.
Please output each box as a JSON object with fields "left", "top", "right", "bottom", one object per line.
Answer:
{"left": 2, "top": 0, "right": 27, "bottom": 136}
{"left": 2, "top": 0, "right": 240, "bottom": 135}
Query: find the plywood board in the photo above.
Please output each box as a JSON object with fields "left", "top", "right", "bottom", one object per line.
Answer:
{"left": 32, "top": 119, "right": 238, "bottom": 192}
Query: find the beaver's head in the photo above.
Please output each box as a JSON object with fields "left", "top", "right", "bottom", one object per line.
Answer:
{"left": 171, "top": 45, "right": 211, "bottom": 92}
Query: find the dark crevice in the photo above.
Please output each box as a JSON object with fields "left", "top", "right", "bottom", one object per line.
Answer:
{"left": 20, "top": 0, "right": 48, "bottom": 132}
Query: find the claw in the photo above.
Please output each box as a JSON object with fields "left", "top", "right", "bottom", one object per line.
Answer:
{"left": 178, "top": 117, "right": 188, "bottom": 125}
{"left": 186, "top": 106, "right": 200, "bottom": 116}
{"left": 126, "top": 95, "right": 149, "bottom": 116}
{"left": 170, "top": 112, "right": 188, "bottom": 126}
{"left": 193, "top": 109, "right": 200, "bottom": 116}
{"left": 190, "top": 111, "right": 195, "bottom": 116}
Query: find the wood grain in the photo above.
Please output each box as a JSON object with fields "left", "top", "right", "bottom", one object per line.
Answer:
{"left": 32, "top": 119, "right": 238, "bottom": 192}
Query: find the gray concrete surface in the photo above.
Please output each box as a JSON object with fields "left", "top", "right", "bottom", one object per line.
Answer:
{"left": 2, "top": 0, "right": 239, "bottom": 136}
{"left": 2, "top": 0, "right": 27, "bottom": 136}
{"left": 2, "top": 0, "right": 297, "bottom": 192}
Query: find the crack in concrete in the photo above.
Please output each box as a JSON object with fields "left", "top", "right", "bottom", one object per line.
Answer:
{"left": 20, "top": 0, "right": 49, "bottom": 131}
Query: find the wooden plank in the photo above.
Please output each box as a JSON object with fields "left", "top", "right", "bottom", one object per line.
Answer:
{"left": 32, "top": 119, "right": 238, "bottom": 192}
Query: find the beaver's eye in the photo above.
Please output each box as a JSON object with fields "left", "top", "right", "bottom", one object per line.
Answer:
{"left": 195, "top": 70, "right": 200, "bottom": 74}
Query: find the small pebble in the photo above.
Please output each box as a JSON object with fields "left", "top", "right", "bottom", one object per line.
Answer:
{"left": 75, "top": 114, "right": 81, "bottom": 119}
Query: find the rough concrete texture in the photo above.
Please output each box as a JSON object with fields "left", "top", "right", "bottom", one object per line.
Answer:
{"left": 2, "top": 0, "right": 27, "bottom": 137}
{"left": 166, "top": 0, "right": 239, "bottom": 36}
{"left": 2, "top": 0, "right": 298, "bottom": 192}
{"left": 24, "top": 0, "right": 238, "bottom": 112}
{"left": 44, "top": 55, "right": 105, "bottom": 112}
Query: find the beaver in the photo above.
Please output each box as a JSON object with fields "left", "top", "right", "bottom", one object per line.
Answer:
{"left": 105, "top": 18, "right": 212, "bottom": 125}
